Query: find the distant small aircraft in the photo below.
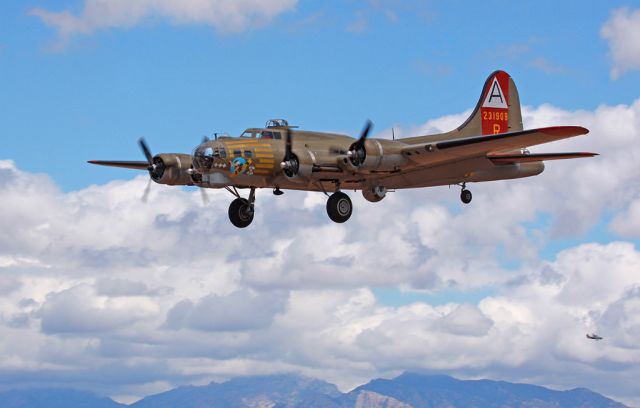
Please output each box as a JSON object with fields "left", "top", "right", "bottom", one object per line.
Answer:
{"left": 90, "top": 70, "right": 597, "bottom": 228}
{"left": 586, "top": 333, "right": 603, "bottom": 340}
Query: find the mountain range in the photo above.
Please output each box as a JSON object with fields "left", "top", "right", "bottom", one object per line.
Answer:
{"left": 0, "top": 372, "right": 629, "bottom": 408}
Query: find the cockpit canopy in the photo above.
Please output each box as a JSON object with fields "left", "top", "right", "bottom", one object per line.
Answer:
{"left": 240, "top": 129, "right": 283, "bottom": 139}
{"left": 238, "top": 119, "right": 295, "bottom": 139}
{"left": 266, "top": 119, "right": 289, "bottom": 128}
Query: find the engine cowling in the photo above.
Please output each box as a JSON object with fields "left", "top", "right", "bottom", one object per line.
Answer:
{"left": 339, "top": 139, "right": 407, "bottom": 173}
{"left": 282, "top": 149, "right": 314, "bottom": 183}
{"left": 362, "top": 184, "right": 387, "bottom": 202}
{"left": 151, "top": 153, "right": 194, "bottom": 185}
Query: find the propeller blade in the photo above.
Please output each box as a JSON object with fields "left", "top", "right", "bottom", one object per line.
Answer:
{"left": 285, "top": 128, "right": 293, "bottom": 161}
{"left": 356, "top": 120, "right": 373, "bottom": 146}
{"left": 138, "top": 137, "right": 153, "bottom": 165}
{"left": 200, "top": 188, "right": 209, "bottom": 206}
{"left": 141, "top": 178, "right": 152, "bottom": 203}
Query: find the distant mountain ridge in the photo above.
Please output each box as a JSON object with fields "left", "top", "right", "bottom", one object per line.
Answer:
{"left": 0, "top": 372, "right": 628, "bottom": 408}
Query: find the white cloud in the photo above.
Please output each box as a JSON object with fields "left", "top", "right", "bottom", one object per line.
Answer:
{"left": 1, "top": 99, "right": 640, "bottom": 402}
{"left": 30, "top": 0, "right": 298, "bottom": 48}
{"left": 39, "top": 284, "right": 157, "bottom": 334}
{"left": 165, "top": 289, "right": 288, "bottom": 331}
{"left": 610, "top": 199, "right": 640, "bottom": 237}
{"left": 601, "top": 8, "right": 640, "bottom": 79}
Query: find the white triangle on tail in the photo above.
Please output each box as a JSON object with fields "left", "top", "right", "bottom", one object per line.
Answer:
{"left": 482, "top": 77, "right": 508, "bottom": 109}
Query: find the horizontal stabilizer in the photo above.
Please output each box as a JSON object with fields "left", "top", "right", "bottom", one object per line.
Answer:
{"left": 488, "top": 152, "right": 598, "bottom": 164}
{"left": 88, "top": 160, "right": 149, "bottom": 170}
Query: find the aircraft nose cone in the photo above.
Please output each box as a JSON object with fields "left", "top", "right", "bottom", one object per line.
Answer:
{"left": 193, "top": 144, "right": 214, "bottom": 172}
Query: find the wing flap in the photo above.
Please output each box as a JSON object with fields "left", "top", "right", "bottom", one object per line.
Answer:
{"left": 88, "top": 160, "right": 149, "bottom": 170}
{"left": 488, "top": 152, "right": 598, "bottom": 164}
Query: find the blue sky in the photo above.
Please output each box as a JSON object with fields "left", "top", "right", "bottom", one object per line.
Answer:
{"left": 1, "top": 1, "right": 640, "bottom": 405}
{"left": 1, "top": 0, "right": 639, "bottom": 190}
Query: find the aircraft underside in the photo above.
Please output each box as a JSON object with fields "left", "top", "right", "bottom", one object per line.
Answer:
{"left": 203, "top": 158, "right": 546, "bottom": 228}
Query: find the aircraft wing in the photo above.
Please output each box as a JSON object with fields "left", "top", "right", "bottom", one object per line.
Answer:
{"left": 87, "top": 160, "right": 149, "bottom": 170}
{"left": 401, "top": 126, "right": 591, "bottom": 166}
{"left": 487, "top": 152, "right": 598, "bottom": 164}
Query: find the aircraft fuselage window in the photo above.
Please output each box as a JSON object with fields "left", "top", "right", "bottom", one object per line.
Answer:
{"left": 244, "top": 150, "right": 253, "bottom": 158}
{"left": 219, "top": 148, "right": 227, "bottom": 158}
{"left": 233, "top": 149, "right": 242, "bottom": 157}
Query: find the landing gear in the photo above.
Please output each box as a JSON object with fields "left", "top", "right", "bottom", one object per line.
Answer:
{"left": 227, "top": 187, "right": 255, "bottom": 228}
{"left": 460, "top": 183, "right": 472, "bottom": 204}
{"left": 326, "top": 192, "right": 352, "bottom": 223}
{"left": 228, "top": 198, "right": 253, "bottom": 228}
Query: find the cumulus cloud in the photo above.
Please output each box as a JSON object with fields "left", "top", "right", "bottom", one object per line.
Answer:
{"left": 30, "top": 0, "right": 298, "bottom": 48}
{"left": 601, "top": 8, "right": 640, "bottom": 79}
{"left": 39, "top": 284, "right": 156, "bottom": 334}
{"left": 166, "top": 290, "right": 288, "bottom": 331}
{"left": 0, "top": 98, "right": 640, "bottom": 402}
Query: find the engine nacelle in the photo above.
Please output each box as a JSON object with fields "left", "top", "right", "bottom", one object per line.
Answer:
{"left": 339, "top": 139, "right": 408, "bottom": 173}
{"left": 362, "top": 185, "right": 387, "bottom": 202}
{"left": 151, "top": 153, "right": 194, "bottom": 185}
{"left": 283, "top": 150, "right": 315, "bottom": 184}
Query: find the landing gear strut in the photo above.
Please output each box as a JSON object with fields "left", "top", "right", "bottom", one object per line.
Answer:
{"left": 227, "top": 187, "right": 255, "bottom": 228}
{"left": 459, "top": 183, "right": 472, "bottom": 204}
{"left": 326, "top": 191, "right": 352, "bottom": 223}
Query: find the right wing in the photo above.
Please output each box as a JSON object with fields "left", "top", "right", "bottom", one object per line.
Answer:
{"left": 401, "top": 126, "right": 591, "bottom": 166}
{"left": 487, "top": 152, "right": 598, "bottom": 164}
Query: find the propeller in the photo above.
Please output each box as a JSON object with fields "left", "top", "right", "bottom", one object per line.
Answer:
{"left": 197, "top": 137, "right": 211, "bottom": 205}
{"left": 328, "top": 120, "right": 373, "bottom": 166}
{"left": 349, "top": 120, "right": 373, "bottom": 166}
{"left": 138, "top": 137, "right": 165, "bottom": 181}
{"left": 280, "top": 128, "right": 299, "bottom": 177}
{"left": 137, "top": 137, "right": 209, "bottom": 205}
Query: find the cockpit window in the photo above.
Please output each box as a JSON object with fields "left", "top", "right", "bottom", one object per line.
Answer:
{"left": 260, "top": 131, "right": 281, "bottom": 139}
{"left": 240, "top": 131, "right": 256, "bottom": 138}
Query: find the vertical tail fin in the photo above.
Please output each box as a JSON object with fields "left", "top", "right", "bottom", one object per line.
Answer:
{"left": 457, "top": 70, "right": 523, "bottom": 137}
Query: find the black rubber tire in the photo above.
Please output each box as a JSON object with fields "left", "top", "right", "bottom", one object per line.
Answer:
{"left": 460, "top": 189, "right": 472, "bottom": 204}
{"left": 228, "top": 198, "right": 254, "bottom": 228}
{"left": 326, "top": 192, "right": 353, "bottom": 223}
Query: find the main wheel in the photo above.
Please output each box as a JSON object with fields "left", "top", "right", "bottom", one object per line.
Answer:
{"left": 460, "top": 189, "right": 472, "bottom": 204}
{"left": 326, "top": 192, "right": 353, "bottom": 223}
{"left": 228, "top": 198, "right": 254, "bottom": 228}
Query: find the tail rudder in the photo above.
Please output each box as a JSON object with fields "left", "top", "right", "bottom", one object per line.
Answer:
{"left": 457, "top": 70, "right": 523, "bottom": 137}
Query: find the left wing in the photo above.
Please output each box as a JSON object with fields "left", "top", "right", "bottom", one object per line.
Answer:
{"left": 87, "top": 160, "right": 149, "bottom": 170}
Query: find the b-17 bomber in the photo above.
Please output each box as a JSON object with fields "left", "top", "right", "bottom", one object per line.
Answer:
{"left": 90, "top": 70, "right": 597, "bottom": 228}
